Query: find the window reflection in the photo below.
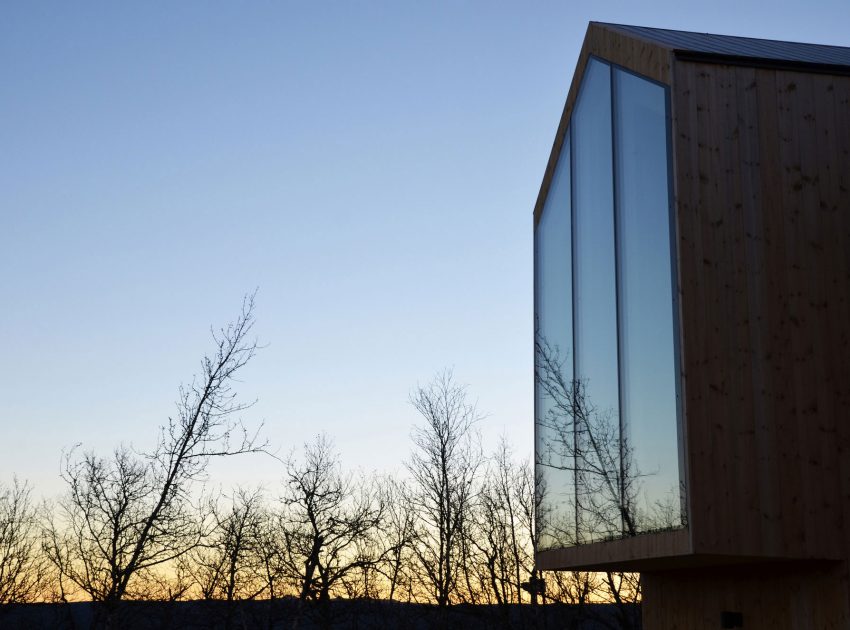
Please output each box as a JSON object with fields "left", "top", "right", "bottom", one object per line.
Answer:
{"left": 572, "top": 58, "right": 620, "bottom": 543}
{"left": 614, "top": 68, "right": 684, "bottom": 530}
{"left": 534, "top": 58, "right": 685, "bottom": 549}
{"left": 534, "top": 129, "right": 574, "bottom": 551}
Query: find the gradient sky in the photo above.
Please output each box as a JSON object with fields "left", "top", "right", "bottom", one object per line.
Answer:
{"left": 2, "top": 1, "right": 848, "bottom": 497}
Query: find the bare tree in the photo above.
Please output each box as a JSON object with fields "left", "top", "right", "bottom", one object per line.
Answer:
{"left": 279, "top": 434, "right": 383, "bottom": 602}
{"left": 405, "top": 370, "right": 482, "bottom": 607}
{"left": 374, "top": 476, "right": 416, "bottom": 602}
{"left": 187, "top": 488, "right": 266, "bottom": 603}
{"left": 473, "top": 438, "right": 534, "bottom": 607}
{"left": 535, "top": 335, "right": 635, "bottom": 540}
{"left": 535, "top": 333, "right": 644, "bottom": 627}
{"left": 44, "top": 445, "right": 196, "bottom": 602}
{"left": 543, "top": 569, "right": 598, "bottom": 606}
{"left": 516, "top": 460, "right": 545, "bottom": 605}
{"left": 134, "top": 564, "right": 193, "bottom": 602}
{"left": 251, "top": 505, "right": 288, "bottom": 602}
{"left": 45, "top": 294, "right": 266, "bottom": 619}
{"left": 597, "top": 571, "right": 641, "bottom": 630}
{"left": 0, "top": 479, "right": 46, "bottom": 604}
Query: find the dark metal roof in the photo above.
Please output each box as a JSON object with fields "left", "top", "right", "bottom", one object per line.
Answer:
{"left": 597, "top": 22, "right": 850, "bottom": 69}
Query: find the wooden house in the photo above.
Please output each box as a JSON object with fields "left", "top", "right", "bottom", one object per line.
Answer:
{"left": 533, "top": 23, "right": 850, "bottom": 629}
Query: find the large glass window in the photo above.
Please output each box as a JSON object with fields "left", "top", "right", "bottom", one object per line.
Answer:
{"left": 534, "top": 129, "right": 574, "bottom": 551}
{"left": 535, "top": 58, "right": 684, "bottom": 549}
{"left": 572, "top": 59, "right": 620, "bottom": 542}
{"left": 614, "top": 68, "right": 683, "bottom": 532}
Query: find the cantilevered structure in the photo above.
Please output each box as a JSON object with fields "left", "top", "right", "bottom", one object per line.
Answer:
{"left": 533, "top": 22, "right": 850, "bottom": 629}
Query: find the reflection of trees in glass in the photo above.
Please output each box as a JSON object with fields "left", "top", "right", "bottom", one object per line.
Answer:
{"left": 535, "top": 330, "right": 683, "bottom": 544}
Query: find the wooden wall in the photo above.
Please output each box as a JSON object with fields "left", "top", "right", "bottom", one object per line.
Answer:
{"left": 672, "top": 60, "right": 850, "bottom": 562}
{"left": 643, "top": 562, "right": 850, "bottom": 629}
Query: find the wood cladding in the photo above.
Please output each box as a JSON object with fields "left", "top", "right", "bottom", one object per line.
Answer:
{"left": 536, "top": 529, "right": 690, "bottom": 572}
{"left": 535, "top": 23, "right": 850, "bottom": 573}
{"left": 643, "top": 563, "right": 850, "bottom": 629}
{"left": 673, "top": 61, "right": 850, "bottom": 562}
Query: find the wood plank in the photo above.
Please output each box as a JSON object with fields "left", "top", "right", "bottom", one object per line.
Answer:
{"left": 810, "top": 75, "right": 846, "bottom": 554}
{"left": 694, "top": 61, "right": 727, "bottom": 553}
{"left": 536, "top": 528, "right": 690, "bottom": 571}
{"left": 775, "top": 69, "right": 816, "bottom": 558}
{"left": 817, "top": 73, "right": 850, "bottom": 615}
{"left": 752, "top": 66, "right": 800, "bottom": 558}
{"left": 721, "top": 64, "right": 760, "bottom": 556}
{"left": 791, "top": 70, "right": 835, "bottom": 559}
{"left": 735, "top": 64, "right": 781, "bottom": 555}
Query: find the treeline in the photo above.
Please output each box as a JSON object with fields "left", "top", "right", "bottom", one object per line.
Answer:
{"left": 0, "top": 296, "right": 639, "bottom": 629}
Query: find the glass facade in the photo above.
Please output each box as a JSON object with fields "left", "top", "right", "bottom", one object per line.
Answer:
{"left": 535, "top": 58, "right": 685, "bottom": 549}
{"left": 613, "top": 69, "right": 682, "bottom": 533}
{"left": 534, "top": 129, "right": 574, "bottom": 550}
{"left": 572, "top": 59, "right": 620, "bottom": 543}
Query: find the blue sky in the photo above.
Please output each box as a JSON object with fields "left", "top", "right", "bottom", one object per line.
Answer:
{"left": 2, "top": 2, "right": 848, "bottom": 495}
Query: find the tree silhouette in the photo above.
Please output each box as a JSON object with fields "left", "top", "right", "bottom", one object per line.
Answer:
{"left": 44, "top": 294, "right": 266, "bottom": 625}
{"left": 0, "top": 479, "right": 46, "bottom": 605}
{"left": 280, "top": 434, "right": 384, "bottom": 602}
{"left": 535, "top": 333, "right": 638, "bottom": 541}
{"left": 405, "top": 370, "right": 482, "bottom": 607}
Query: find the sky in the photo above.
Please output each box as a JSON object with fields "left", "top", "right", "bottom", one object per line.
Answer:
{"left": 2, "top": 1, "right": 848, "bottom": 497}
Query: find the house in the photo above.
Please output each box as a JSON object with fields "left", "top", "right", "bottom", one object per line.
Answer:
{"left": 533, "top": 22, "right": 850, "bottom": 629}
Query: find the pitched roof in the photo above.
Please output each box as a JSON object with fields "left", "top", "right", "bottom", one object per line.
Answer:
{"left": 596, "top": 22, "right": 850, "bottom": 69}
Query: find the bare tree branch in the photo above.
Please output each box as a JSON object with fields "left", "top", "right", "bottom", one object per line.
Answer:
{"left": 405, "top": 370, "right": 482, "bottom": 607}
{"left": 46, "top": 293, "right": 267, "bottom": 618}
{"left": 0, "top": 479, "right": 46, "bottom": 604}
